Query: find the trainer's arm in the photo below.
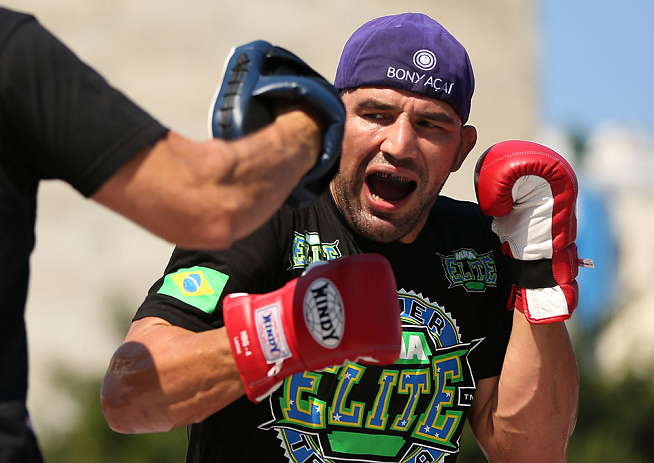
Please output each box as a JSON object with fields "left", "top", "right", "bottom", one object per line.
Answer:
{"left": 92, "top": 108, "right": 320, "bottom": 250}
{"left": 101, "top": 316, "right": 244, "bottom": 434}
{"left": 467, "top": 310, "right": 579, "bottom": 462}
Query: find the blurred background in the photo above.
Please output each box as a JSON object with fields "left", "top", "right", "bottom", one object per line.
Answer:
{"left": 3, "top": 0, "right": 654, "bottom": 461}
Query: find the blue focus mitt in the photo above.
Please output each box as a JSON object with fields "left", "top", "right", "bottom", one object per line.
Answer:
{"left": 208, "top": 40, "right": 345, "bottom": 208}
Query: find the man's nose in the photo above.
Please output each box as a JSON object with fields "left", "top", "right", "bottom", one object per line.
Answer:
{"left": 379, "top": 115, "right": 419, "bottom": 160}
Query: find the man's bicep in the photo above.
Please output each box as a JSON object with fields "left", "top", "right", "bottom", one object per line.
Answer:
{"left": 114, "top": 317, "right": 193, "bottom": 363}
{"left": 124, "top": 316, "right": 174, "bottom": 342}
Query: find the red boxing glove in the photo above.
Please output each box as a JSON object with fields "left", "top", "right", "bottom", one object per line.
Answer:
{"left": 474, "top": 140, "right": 588, "bottom": 324}
{"left": 223, "top": 253, "right": 402, "bottom": 403}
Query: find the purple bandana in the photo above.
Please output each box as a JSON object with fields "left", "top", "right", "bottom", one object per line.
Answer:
{"left": 334, "top": 13, "right": 475, "bottom": 124}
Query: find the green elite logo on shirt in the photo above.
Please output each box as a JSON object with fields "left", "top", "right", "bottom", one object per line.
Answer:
{"left": 260, "top": 290, "right": 480, "bottom": 462}
{"left": 157, "top": 266, "right": 229, "bottom": 314}
{"left": 438, "top": 248, "right": 497, "bottom": 292}
{"left": 289, "top": 231, "right": 341, "bottom": 269}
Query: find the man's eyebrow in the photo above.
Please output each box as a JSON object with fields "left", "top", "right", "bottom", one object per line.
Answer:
{"left": 354, "top": 99, "right": 396, "bottom": 111}
{"left": 354, "top": 98, "right": 457, "bottom": 125}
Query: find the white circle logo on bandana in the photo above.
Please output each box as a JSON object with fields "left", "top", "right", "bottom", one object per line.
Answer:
{"left": 412, "top": 49, "right": 437, "bottom": 71}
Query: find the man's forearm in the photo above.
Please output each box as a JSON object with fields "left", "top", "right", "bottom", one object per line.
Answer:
{"left": 491, "top": 310, "right": 579, "bottom": 462}
{"left": 92, "top": 109, "right": 321, "bottom": 249}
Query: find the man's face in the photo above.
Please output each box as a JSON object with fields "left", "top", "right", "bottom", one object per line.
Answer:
{"left": 330, "top": 86, "right": 475, "bottom": 243}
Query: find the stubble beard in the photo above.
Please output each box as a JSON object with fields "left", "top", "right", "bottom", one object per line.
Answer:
{"left": 330, "top": 170, "right": 445, "bottom": 244}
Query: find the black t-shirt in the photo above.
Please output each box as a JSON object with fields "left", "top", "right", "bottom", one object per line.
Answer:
{"left": 135, "top": 191, "right": 513, "bottom": 463}
{"left": 0, "top": 7, "right": 167, "bottom": 462}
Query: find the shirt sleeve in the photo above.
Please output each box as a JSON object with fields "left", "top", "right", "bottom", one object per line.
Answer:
{"left": 0, "top": 14, "right": 168, "bottom": 196}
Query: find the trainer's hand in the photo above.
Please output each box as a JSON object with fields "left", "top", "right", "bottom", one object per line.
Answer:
{"left": 223, "top": 254, "right": 402, "bottom": 403}
{"left": 474, "top": 140, "right": 585, "bottom": 324}
{"left": 208, "top": 40, "right": 345, "bottom": 207}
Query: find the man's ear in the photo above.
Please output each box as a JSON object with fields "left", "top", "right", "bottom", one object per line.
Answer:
{"left": 451, "top": 125, "right": 477, "bottom": 172}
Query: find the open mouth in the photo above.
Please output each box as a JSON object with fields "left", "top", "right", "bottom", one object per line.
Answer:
{"left": 366, "top": 172, "right": 417, "bottom": 203}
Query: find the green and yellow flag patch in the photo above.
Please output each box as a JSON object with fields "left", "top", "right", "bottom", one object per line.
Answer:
{"left": 157, "top": 266, "right": 229, "bottom": 314}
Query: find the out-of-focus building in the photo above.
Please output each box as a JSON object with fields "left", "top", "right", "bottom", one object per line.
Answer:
{"left": 543, "top": 121, "right": 654, "bottom": 381}
{"left": 581, "top": 125, "right": 654, "bottom": 381}
{"left": 5, "top": 0, "right": 539, "bottom": 441}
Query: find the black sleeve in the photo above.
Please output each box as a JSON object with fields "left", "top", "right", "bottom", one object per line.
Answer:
{"left": 0, "top": 9, "right": 168, "bottom": 196}
{"left": 133, "top": 212, "right": 292, "bottom": 332}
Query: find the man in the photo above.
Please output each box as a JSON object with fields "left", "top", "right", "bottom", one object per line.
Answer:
{"left": 1, "top": 7, "right": 344, "bottom": 462}
{"left": 102, "top": 13, "right": 580, "bottom": 462}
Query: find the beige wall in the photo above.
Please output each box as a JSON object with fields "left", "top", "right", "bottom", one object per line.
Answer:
{"left": 3, "top": 0, "right": 538, "bottom": 439}
{"left": 8, "top": 0, "right": 538, "bottom": 198}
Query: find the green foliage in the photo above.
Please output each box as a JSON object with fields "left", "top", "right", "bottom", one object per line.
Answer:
{"left": 38, "top": 299, "right": 188, "bottom": 462}
{"left": 41, "top": 374, "right": 187, "bottom": 463}
{"left": 565, "top": 312, "right": 654, "bottom": 462}
{"left": 456, "top": 422, "right": 487, "bottom": 462}
{"left": 568, "top": 372, "right": 654, "bottom": 462}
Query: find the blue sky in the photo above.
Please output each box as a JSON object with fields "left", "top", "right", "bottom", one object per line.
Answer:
{"left": 539, "top": 0, "right": 654, "bottom": 322}
{"left": 540, "top": 0, "right": 654, "bottom": 138}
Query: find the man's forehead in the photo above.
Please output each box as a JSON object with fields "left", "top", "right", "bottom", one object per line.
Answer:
{"left": 344, "top": 86, "right": 460, "bottom": 121}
